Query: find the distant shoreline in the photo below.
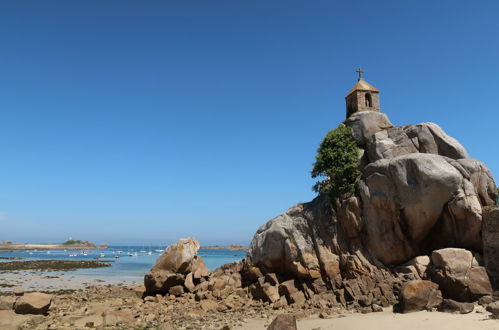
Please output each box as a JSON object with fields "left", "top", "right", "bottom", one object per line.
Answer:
{"left": 0, "top": 243, "right": 108, "bottom": 251}
{"left": 201, "top": 244, "right": 247, "bottom": 251}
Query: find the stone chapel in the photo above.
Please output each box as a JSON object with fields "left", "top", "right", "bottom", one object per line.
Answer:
{"left": 345, "top": 69, "right": 380, "bottom": 118}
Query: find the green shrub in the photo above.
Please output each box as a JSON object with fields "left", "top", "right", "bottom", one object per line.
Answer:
{"left": 62, "top": 239, "right": 83, "bottom": 245}
{"left": 311, "top": 124, "right": 361, "bottom": 201}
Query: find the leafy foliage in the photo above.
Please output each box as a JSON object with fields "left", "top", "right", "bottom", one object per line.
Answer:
{"left": 311, "top": 124, "right": 361, "bottom": 200}
{"left": 62, "top": 239, "right": 83, "bottom": 245}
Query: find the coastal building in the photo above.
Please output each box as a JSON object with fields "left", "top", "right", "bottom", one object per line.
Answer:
{"left": 345, "top": 68, "right": 380, "bottom": 118}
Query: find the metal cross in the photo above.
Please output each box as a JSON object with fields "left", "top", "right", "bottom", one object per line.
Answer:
{"left": 356, "top": 68, "right": 364, "bottom": 80}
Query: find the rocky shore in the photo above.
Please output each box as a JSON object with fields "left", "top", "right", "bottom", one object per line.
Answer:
{"left": 1, "top": 281, "right": 499, "bottom": 330}
{"left": 201, "top": 245, "right": 247, "bottom": 251}
{"left": 0, "top": 260, "right": 112, "bottom": 272}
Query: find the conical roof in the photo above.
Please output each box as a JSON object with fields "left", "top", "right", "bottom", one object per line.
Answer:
{"left": 346, "top": 78, "right": 379, "bottom": 97}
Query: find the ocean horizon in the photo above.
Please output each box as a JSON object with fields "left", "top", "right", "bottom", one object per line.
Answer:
{"left": 0, "top": 245, "right": 247, "bottom": 282}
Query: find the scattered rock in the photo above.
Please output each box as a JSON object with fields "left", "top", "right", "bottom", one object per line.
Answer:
{"left": 13, "top": 287, "right": 24, "bottom": 296}
{"left": 478, "top": 295, "right": 494, "bottom": 306}
{"left": 14, "top": 292, "right": 52, "bottom": 315}
{"left": 486, "top": 301, "right": 499, "bottom": 318}
{"left": 267, "top": 314, "right": 297, "bottom": 330}
{"left": 439, "top": 299, "right": 474, "bottom": 314}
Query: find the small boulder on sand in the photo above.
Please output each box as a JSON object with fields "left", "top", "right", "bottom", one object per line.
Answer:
{"left": 267, "top": 314, "right": 297, "bottom": 330}
{"left": 14, "top": 293, "right": 52, "bottom": 315}
{"left": 399, "top": 280, "right": 442, "bottom": 313}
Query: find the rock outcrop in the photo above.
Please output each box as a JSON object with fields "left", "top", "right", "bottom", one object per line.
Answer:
{"left": 244, "top": 111, "right": 497, "bottom": 310}
{"left": 144, "top": 238, "right": 211, "bottom": 295}
{"left": 429, "top": 248, "right": 492, "bottom": 302}
{"left": 142, "top": 111, "right": 497, "bottom": 313}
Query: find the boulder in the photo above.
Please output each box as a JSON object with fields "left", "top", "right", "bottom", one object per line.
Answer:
{"left": 247, "top": 196, "right": 339, "bottom": 280}
{"left": 14, "top": 292, "right": 52, "bottom": 315}
{"left": 486, "top": 301, "right": 499, "bottom": 318}
{"left": 144, "top": 237, "right": 208, "bottom": 295}
{"left": 144, "top": 271, "right": 184, "bottom": 295}
{"left": 361, "top": 154, "right": 463, "bottom": 265}
{"left": 168, "top": 285, "right": 184, "bottom": 296}
{"left": 345, "top": 111, "right": 393, "bottom": 145}
{"left": 12, "top": 288, "right": 24, "bottom": 297}
{"left": 150, "top": 237, "right": 202, "bottom": 274}
{"left": 365, "top": 122, "right": 468, "bottom": 162}
{"left": 431, "top": 248, "right": 473, "bottom": 277}
{"left": 405, "top": 256, "right": 430, "bottom": 278}
{"left": 184, "top": 272, "right": 196, "bottom": 292}
{"left": 430, "top": 248, "right": 492, "bottom": 302}
{"left": 193, "top": 262, "right": 211, "bottom": 280}
{"left": 267, "top": 314, "right": 297, "bottom": 330}
{"left": 399, "top": 280, "right": 442, "bottom": 313}
{"left": 261, "top": 283, "right": 280, "bottom": 303}
{"left": 439, "top": 299, "right": 474, "bottom": 314}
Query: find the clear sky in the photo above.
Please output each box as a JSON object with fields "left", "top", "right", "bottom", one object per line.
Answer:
{"left": 1, "top": 1, "right": 498, "bottom": 245}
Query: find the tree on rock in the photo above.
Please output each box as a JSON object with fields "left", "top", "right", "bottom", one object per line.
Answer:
{"left": 311, "top": 124, "right": 360, "bottom": 201}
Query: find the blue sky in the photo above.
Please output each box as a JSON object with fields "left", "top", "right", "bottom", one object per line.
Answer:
{"left": 0, "top": 1, "right": 498, "bottom": 245}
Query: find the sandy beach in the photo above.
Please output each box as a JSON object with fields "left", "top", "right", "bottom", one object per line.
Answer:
{"left": 240, "top": 308, "right": 499, "bottom": 330}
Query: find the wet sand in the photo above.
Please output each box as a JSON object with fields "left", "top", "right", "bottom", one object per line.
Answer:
{"left": 0, "top": 271, "right": 141, "bottom": 293}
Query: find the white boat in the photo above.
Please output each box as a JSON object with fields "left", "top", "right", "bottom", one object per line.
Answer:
{"left": 100, "top": 253, "right": 105, "bottom": 257}
{"left": 147, "top": 251, "right": 152, "bottom": 255}
{"left": 117, "top": 250, "right": 123, "bottom": 254}
{"left": 139, "top": 250, "right": 146, "bottom": 253}
{"left": 154, "top": 249, "right": 163, "bottom": 253}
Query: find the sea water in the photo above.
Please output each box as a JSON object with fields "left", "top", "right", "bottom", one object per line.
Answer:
{"left": 0, "top": 246, "right": 246, "bottom": 282}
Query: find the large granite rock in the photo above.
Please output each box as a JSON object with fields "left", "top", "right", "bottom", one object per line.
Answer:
{"left": 366, "top": 122, "right": 468, "bottom": 162}
{"left": 150, "top": 237, "right": 202, "bottom": 274}
{"left": 345, "top": 111, "right": 393, "bottom": 145}
{"left": 144, "top": 238, "right": 210, "bottom": 295}
{"left": 244, "top": 111, "right": 497, "bottom": 310}
{"left": 429, "top": 248, "right": 492, "bottom": 302}
{"left": 360, "top": 153, "right": 467, "bottom": 265}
